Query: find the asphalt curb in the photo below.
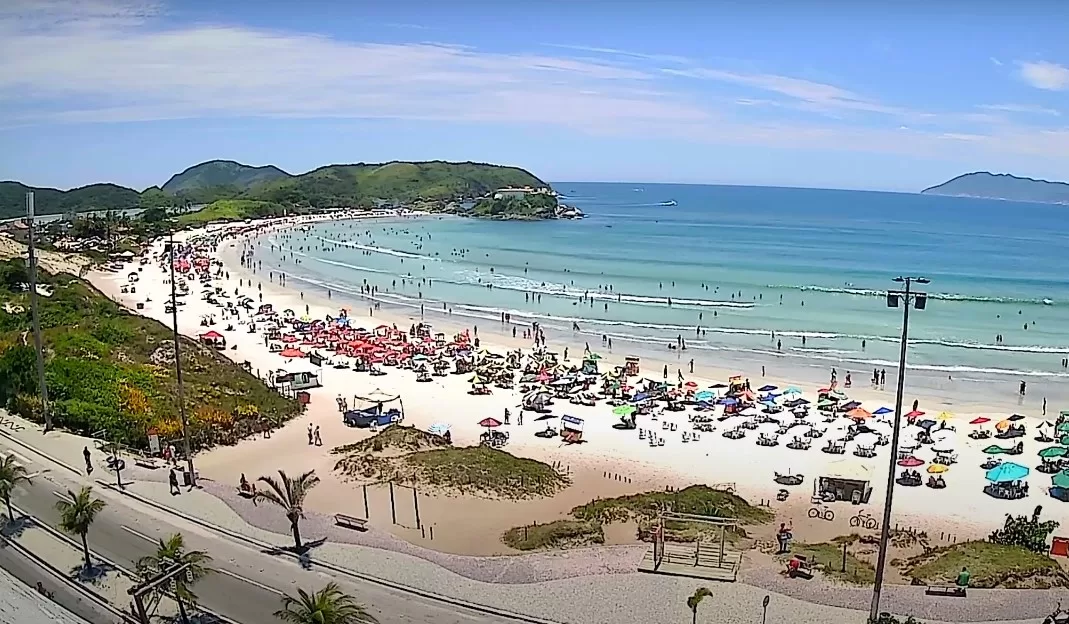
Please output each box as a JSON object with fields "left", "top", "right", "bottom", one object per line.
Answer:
{"left": 105, "top": 484, "right": 567, "bottom": 624}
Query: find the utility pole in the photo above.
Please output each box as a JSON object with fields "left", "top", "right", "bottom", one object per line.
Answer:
{"left": 25, "top": 192, "right": 52, "bottom": 433}
{"left": 869, "top": 276, "right": 929, "bottom": 622}
{"left": 167, "top": 231, "right": 196, "bottom": 486}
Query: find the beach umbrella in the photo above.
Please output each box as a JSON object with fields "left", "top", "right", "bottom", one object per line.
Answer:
{"left": 905, "top": 410, "right": 925, "bottom": 419}
{"left": 613, "top": 405, "right": 636, "bottom": 416}
{"left": 995, "top": 419, "right": 1012, "bottom": 432}
{"left": 587, "top": 353, "right": 602, "bottom": 360}
{"left": 469, "top": 374, "right": 484, "bottom": 384}
{"left": 1052, "top": 471, "right": 1069, "bottom": 489}
{"left": 684, "top": 381, "right": 699, "bottom": 389}
{"left": 969, "top": 417, "right": 991, "bottom": 425}
{"left": 841, "top": 401, "right": 862, "bottom": 411}
{"left": 897, "top": 456, "right": 924, "bottom": 467}
{"left": 428, "top": 423, "right": 450, "bottom": 436}
{"left": 985, "top": 462, "right": 1029, "bottom": 483}
{"left": 854, "top": 432, "right": 879, "bottom": 447}
{"left": 927, "top": 464, "right": 949, "bottom": 474}
{"left": 916, "top": 419, "right": 937, "bottom": 430}
{"left": 847, "top": 408, "right": 872, "bottom": 420}
{"left": 1039, "top": 446, "right": 1069, "bottom": 459}
{"left": 695, "top": 391, "right": 714, "bottom": 402}
{"left": 279, "top": 347, "right": 305, "bottom": 358}
{"left": 783, "top": 386, "right": 802, "bottom": 395}
{"left": 1008, "top": 414, "right": 1026, "bottom": 422}
{"left": 873, "top": 407, "right": 894, "bottom": 415}
{"left": 758, "top": 385, "right": 777, "bottom": 392}
{"left": 709, "top": 383, "right": 729, "bottom": 389}
{"left": 719, "top": 397, "right": 738, "bottom": 406}
{"left": 937, "top": 411, "right": 955, "bottom": 421}
{"left": 478, "top": 417, "right": 502, "bottom": 429}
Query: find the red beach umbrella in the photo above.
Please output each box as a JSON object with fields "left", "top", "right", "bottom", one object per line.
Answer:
{"left": 969, "top": 417, "right": 991, "bottom": 425}
{"left": 279, "top": 347, "right": 305, "bottom": 358}
{"left": 478, "top": 417, "right": 502, "bottom": 428}
{"left": 897, "top": 456, "right": 924, "bottom": 467}
{"left": 847, "top": 408, "right": 872, "bottom": 420}
{"left": 905, "top": 410, "right": 925, "bottom": 419}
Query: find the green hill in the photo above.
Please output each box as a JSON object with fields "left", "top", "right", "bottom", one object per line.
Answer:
{"left": 471, "top": 192, "right": 558, "bottom": 219}
{"left": 0, "top": 182, "right": 141, "bottom": 219}
{"left": 921, "top": 172, "right": 1069, "bottom": 204}
{"left": 252, "top": 161, "right": 547, "bottom": 208}
{"left": 161, "top": 159, "right": 292, "bottom": 196}
{"left": 1, "top": 159, "right": 553, "bottom": 220}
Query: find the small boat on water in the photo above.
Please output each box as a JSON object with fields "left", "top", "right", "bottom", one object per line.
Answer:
{"left": 660, "top": 199, "right": 677, "bottom": 206}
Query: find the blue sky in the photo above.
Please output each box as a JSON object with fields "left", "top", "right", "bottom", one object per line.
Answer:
{"left": 1, "top": 0, "right": 1068, "bottom": 192}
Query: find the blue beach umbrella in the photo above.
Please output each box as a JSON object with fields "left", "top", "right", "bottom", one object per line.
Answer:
{"left": 874, "top": 407, "right": 894, "bottom": 415}
{"left": 719, "top": 397, "right": 738, "bottom": 406}
{"left": 695, "top": 390, "right": 714, "bottom": 401}
{"left": 784, "top": 386, "right": 803, "bottom": 395}
{"left": 986, "top": 462, "right": 1030, "bottom": 483}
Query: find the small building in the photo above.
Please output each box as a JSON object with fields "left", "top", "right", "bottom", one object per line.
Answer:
{"left": 816, "top": 460, "right": 873, "bottom": 503}
{"left": 273, "top": 369, "right": 321, "bottom": 392}
{"left": 493, "top": 188, "right": 530, "bottom": 200}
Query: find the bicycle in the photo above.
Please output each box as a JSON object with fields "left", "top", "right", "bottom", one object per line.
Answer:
{"left": 849, "top": 510, "right": 879, "bottom": 530}
{"left": 807, "top": 505, "right": 834, "bottom": 521}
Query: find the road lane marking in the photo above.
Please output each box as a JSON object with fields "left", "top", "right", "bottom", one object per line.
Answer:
{"left": 120, "top": 524, "right": 157, "bottom": 544}
{"left": 213, "top": 568, "right": 285, "bottom": 596}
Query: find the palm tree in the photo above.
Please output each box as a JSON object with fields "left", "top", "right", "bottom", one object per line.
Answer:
{"left": 136, "top": 533, "right": 212, "bottom": 624}
{"left": 0, "top": 454, "right": 32, "bottom": 524}
{"left": 252, "top": 469, "right": 320, "bottom": 552}
{"left": 275, "top": 582, "right": 377, "bottom": 624}
{"left": 687, "top": 587, "right": 713, "bottom": 624}
{"left": 55, "top": 486, "right": 106, "bottom": 572}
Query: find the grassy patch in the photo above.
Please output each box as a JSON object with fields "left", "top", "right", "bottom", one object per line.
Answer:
{"left": 571, "top": 485, "right": 774, "bottom": 525}
{"left": 334, "top": 444, "right": 568, "bottom": 499}
{"left": 786, "top": 541, "right": 875, "bottom": 586}
{"left": 502, "top": 520, "right": 604, "bottom": 551}
{"left": 902, "top": 541, "right": 1069, "bottom": 589}
{"left": 331, "top": 425, "right": 449, "bottom": 457}
{"left": 176, "top": 199, "right": 289, "bottom": 226}
{"left": 0, "top": 262, "right": 300, "bottom": 450}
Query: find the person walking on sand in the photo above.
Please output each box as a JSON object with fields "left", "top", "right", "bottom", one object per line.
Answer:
{"left": 1043, "top": 397, "right": 1047, "bottom": 416}
{"left": 307, "top": 424, "right": 314, "bottom": 445}
{"left": 663, "top": 364, "right": 668, "bottom": 380}
{"left": 168, "top": 468, "right": 181, "bottom": 496}
{"left": 313, "top": 425, "right": 322, "bottom": 446}
{"left": 83, "top": 446, "right": 93, "bottom": 475}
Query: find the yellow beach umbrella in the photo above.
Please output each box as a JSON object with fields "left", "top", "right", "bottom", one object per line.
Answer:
{"left": 937, "top": 411, "right": 954, "bottom": 421}
{"left": 927, "top": 464, "right": 949, "bottom": 474}
{"left": 469, "top": 374, "right": 483, "bottom": 384}
{"left": 995, "top": 419, "right": 1012, "bottom": 432}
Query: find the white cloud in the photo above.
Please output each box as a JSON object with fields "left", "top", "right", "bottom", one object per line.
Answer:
{"left": 0, "top": 0, "right": 1067, "bottom": 167}
{"left": 662, "top": 67, "right": 912, "bottom": 117}
{"left": 1018, "top": 61, "right": 1069, "bottom": 91}
{"left": 990, "top": 57, "right": 1003, "bottom": 67}
{"left": 978, "top": 103, "right": 1060, "bottom": 116}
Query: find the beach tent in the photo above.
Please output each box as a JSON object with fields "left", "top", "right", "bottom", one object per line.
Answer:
{"left": 986, "top": 462, "right": 1029, "bottom": 483}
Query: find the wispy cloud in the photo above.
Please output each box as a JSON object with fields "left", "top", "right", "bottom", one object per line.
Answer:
{"left": 978, "top": 103, "right": 1060, "bottom": 116}
{"left": 0, "top": 0, "right": 1067, "bottom": 166}
{"left": 990, "top": 57, "right": 1004, "bottom": 67}
{"left": 1018, "top": 60, "right": 1069, "bottom": 91}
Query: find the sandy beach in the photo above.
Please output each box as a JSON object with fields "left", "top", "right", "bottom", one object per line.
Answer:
{"left": 86, "top": 213, "right": 1069, "bottom": 563}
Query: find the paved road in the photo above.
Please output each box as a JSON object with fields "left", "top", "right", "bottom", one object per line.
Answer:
{"left": 0, "top": 543, "right": 117, "bottom": 624}
{"left": 7, "top": 467, "right": 512, "bottom": 624}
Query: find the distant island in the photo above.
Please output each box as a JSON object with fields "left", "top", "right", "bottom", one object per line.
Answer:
{"left": 0, "top": 159, "right": 563, "bottom": 220}
{"left": 921, "top": 172, "right": 1069, "bottom": 205}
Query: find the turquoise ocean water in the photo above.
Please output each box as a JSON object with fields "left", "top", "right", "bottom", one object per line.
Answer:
{"left": 253, "top": 182, "right": 1069, "bottom": 407}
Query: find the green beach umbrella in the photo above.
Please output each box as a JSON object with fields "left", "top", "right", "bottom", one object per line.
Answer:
{"left": 1053, "top": 470, "right": 1069, "bottom": 489}
{"left": 587, "top": 353, "right": 602, "bottom": 360}
{"left": 1060, "top": 435, "right": 1069, "bottom": 446}
{"left": 613, "top": 405, "right": 636, "bottom": 416}
{"left": 1039, "top": 446, "right": 1069, "bottom": 459}
{"left": 1058, "top": 421, "right": 1069, "bottom": 434}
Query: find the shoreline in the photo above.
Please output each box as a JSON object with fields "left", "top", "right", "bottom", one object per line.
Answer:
{"left": 88, "top": 213, "right": 1068, "bottom": 557}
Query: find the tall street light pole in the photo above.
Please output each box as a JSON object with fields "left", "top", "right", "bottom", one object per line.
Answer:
{"left": 869, "top": 275, "right": 929, "bottom": 622}
{"left": 167, "top": 231, "right": 196, "bottom": 487}
{"left": 25, "top": 192, "right": 52, "bottom": 433}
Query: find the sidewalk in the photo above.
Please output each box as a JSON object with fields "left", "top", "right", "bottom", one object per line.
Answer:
{"left": 6, "top": 509, "right": 180, "bottom": 622}
{"left": 0, "top": 413, "right": 1059, "bottom": 624}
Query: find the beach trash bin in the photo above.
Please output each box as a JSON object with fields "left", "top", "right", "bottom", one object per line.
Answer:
{"left": 182, "top": 470, "right": 199, "bottom": 486}
{"left": 297, "top": 391, "right": 311, "bottom": 405}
